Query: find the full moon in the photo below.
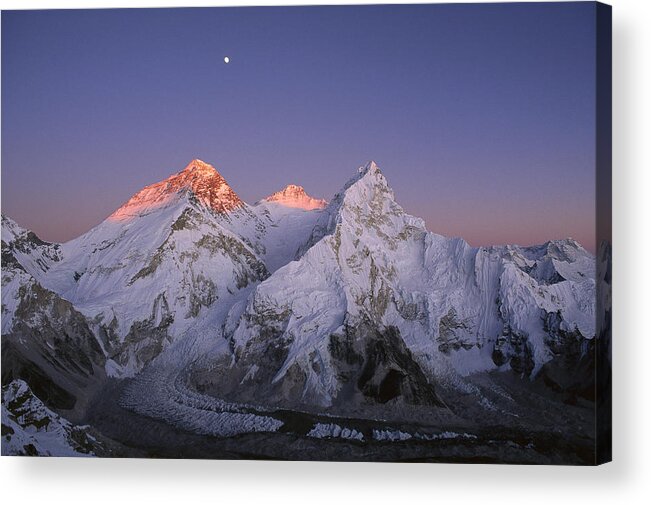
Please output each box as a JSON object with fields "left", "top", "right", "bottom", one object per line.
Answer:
{"left": 224, "top": 56, "right": 230, "bottom": 64}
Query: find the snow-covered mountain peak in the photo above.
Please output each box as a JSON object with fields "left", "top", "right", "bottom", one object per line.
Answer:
{"left": 109, "top": 159, "right": 243, "bottom": 221}
{"left": 338, "top": 160, "right": 390, "bottom": 198}
{"left": 272, "top": 184, "right": 307, "bottom": 197}
{"left": 339, "top": 160, "right": 383, "bottom": 188}
{"left": 263, "top": 184, "right": 327, "bottom": 210}
{"left": 328, "top": 161, "right": 410, "bottom": 226}
{"left": 294, "top": 161, "right": 423, "bottom": 257}
{"left": 181, "top": 158, "right": 218, "bottom": 175}
{"left": 1, "top": 214, "right": 24, "bottom": 243}
{"left": 361, "top": 160, "right": 381, "bottom": 174}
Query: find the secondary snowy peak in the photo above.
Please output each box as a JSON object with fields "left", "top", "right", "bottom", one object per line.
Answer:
{"left": 110, "top": 159, "right": 243, "bottom": 221}
{"left": 1, "top": 215, "right": 62, "bottom": 282}
{"left": 263, "top": 184, "right": 327, "bottom": 210}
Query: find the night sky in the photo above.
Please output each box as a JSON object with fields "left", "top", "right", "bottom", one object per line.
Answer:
{"left": 2, "top": 3, "right": 597, "bottom": 250}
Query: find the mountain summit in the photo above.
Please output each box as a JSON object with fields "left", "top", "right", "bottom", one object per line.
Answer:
{"left": 263, "top": 184, "right": 327, "bottom": 210}
{"left": 110, "top": 159, "right": 243, "bottom": 221}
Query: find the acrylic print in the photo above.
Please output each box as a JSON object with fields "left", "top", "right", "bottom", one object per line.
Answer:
{"left": 1, "top": 2, "right": 611, "bottom": 464}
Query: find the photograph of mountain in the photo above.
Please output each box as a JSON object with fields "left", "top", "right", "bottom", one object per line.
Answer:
{"left": 1, "top": 3, "right": 611, "bottom": 464}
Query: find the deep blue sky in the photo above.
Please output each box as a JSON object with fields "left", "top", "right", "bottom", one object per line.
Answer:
{"left": 2, "top": 3, "right": 597, "bottom": 250}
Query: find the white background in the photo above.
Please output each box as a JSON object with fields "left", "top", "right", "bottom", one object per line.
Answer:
{"left": 1, "top": 0, "right": 649, "bottom": 503}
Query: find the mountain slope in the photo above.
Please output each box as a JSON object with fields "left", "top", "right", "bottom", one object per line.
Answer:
{"left": 240, "top": 186, "right": 328, "bottom": 272}
{"left": 32, "top": 160, "right": 269, "bottom": 376}
{"left": 2, "top": 219, "right": 106, "bottom": 414}
{"left": 199, "top": 162, "right": 596, "bottom": 412}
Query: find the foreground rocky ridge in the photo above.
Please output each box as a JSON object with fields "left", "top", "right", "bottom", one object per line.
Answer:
{"left": 1, "top": 379, "right": 110, "bottom": 456}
